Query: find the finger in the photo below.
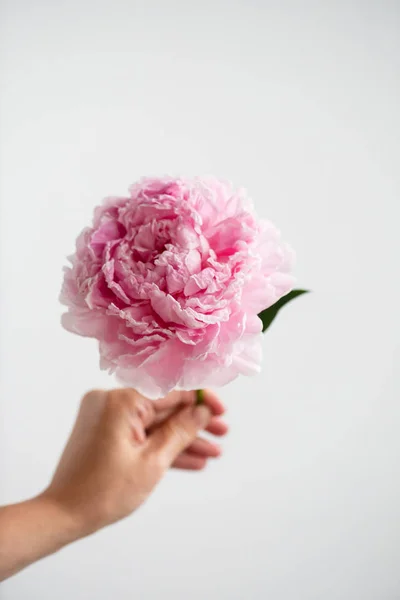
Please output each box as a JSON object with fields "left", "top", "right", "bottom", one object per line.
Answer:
{"left": 185, "top": 437, "right": 221, "bottom": 458}
{"left": 205, "top": 417, "right": 229, "bottom": 437}
{"left": 150, "top": 391, "right": 193, "bottom": 427}
{"left": 104, "top": 389, "right": 156, "bottom": 441}
{"left": 201, "top": 390, "right": 226, "bottom": 416}
{"left": 146, "top": 404, "right": 211, "bottom": 467}
{"left": 171, "top": 454, "right": 207, "bottom": 470}
{"left": 153, "top": 390, "right": 193, "bottom": 413}
{"left": 150, "top": 390, "right": 221, "bottom": 431}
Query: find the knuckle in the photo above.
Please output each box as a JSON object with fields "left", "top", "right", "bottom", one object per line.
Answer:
{"left": 138, "top": 396, "right": 155, "bottom": 422}
{"left": 106, "top": 388, "right": 138, "bottom": 411}
{"left": 105, "top": 389, "right": 154, "bottom": 424}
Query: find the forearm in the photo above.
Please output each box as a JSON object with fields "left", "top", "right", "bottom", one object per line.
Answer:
{"left": 0, "top": 494, "right": 82, "bottom": 581}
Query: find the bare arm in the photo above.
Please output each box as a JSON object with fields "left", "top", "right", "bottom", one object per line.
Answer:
{"left": 0, "top": 495, "right": 81, "bottom": 580}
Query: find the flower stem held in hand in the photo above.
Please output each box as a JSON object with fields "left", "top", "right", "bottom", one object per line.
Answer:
{"left": 196, "top": 389, "right": 205, "bottom": 405}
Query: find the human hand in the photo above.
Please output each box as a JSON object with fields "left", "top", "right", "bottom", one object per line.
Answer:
{"left": 42, "top": 388, "right": 228, "bottom": 539}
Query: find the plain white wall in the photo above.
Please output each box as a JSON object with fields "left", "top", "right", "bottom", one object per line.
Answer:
{"left": 1, "top": 1, "right": 399, "bottom": 598}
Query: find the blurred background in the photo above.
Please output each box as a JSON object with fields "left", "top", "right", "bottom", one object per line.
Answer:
{"left": 0, "top": 1, "right": 399, "bottom": 598}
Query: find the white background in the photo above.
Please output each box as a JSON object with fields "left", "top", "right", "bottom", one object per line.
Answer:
{"left": 1, "top": 1, "right": 399, "bottom": 598}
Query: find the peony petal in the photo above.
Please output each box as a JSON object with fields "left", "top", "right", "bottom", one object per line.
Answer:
{"left": 166, "top": 266, "right": 186, "bottom": 295}
{"left": 232, "top": 334, "right": 263, "bottom": 375}
{"left": 91, "top": 220, "right": 126, "bottom": 246}
{"left": 61, "top": 309, "right": 106, "bottom": 338}
{"left": 102, "top": 260, "right": 131, "bottom": 304}
{"left": 184, "top": 267, "right": 215, "bottom": 296}
{"left": 150, "top": 289, "right": 204, "bottom": 329}
{"left": 185, "top": 249, "right": 201, "bottom": 274}
{"left": 118, "top": 339, "right": 185, "bottom": 398}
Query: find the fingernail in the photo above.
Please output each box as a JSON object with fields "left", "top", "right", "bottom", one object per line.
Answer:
{"left": 192, "top": 405, "right": 211, "bottom": 427}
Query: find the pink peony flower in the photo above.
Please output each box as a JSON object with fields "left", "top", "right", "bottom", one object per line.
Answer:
{"left": 60, "top": 177, "right": 295, "bottom": 398}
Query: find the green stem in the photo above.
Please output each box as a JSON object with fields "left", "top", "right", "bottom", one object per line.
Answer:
{"left": 195, "top": 389, "right": 205, "bottom": 405}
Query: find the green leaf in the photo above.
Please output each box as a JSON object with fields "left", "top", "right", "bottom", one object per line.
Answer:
{"left": 258, "top": 289, "right": 309, "bottom": 333}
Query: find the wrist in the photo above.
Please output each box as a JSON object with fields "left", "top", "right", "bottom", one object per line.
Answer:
{"left": 34, "top": 491, "right": 88, "bottom": 547}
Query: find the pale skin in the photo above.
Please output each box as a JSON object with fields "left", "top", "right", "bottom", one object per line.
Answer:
{"left": 0, "top": 388, "right": 228, "bottom": 581}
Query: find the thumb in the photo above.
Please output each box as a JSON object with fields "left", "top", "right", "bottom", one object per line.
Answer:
{"left": 147, "top": 404, "right": 211, "bottom": 467}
